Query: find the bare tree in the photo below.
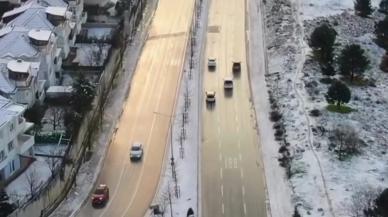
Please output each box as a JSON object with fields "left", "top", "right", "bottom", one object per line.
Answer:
{"left": 44, "top": 107, "right": 64, "bottom": 131}
{"left": 45, "top": 149, "right": 61, "bottom": 178}
{"left": 25, "top": 169, "right": 40, "bottom": 199}
{"left": 330, "top": 126, "right": 362, "bottom": 160}
{"left": 348, "top": 186, "right": 381, "bottom": 217}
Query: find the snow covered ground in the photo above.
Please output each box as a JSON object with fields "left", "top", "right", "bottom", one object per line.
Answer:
{"left": 264, "top": 0, "right": 388, "bottom": 216}
{"left": 149, "top": 0, "right": 206, "bottom": 216}
{"left": 6, "top": 145, "right": 66, "bottom": 206}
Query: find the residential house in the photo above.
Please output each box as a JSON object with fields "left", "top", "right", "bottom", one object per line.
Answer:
{"left": 0, "top": 95, "right": 34, "bottom": 185}
{"left": 0, "top": 26, "right": 57, "bottom": 106}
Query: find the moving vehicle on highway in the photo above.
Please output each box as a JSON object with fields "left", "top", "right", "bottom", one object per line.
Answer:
{"left": 223, "top": 77, "right": 233, "bottom": 89}
{"left": 208, "top": 58, "right": 216, "bottom": 70}
{"left": 232, "top": 61, "right": 241, "bottom": 73}
{"left": 205, "top": 91, "right": 216, "bottom": 103}
{"left": 91, "top": 184, "right": 109, "bottom": 207}
{"left": 130, "top": 143, "right": 144, "bottom": 161}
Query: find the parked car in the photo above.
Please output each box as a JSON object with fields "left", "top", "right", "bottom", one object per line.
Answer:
{"left": 224, "top": 77, "right": 233, "bottom": 89}
{"left": 208, "top": 58, "right": 216, "bottom": 69}
{"left": 205, "top": 91, "right": 216, "bottom": 103}
{"left": 130, "top": 143, "right": 144, "bottom": 161}
{"left": 91, "top": 184, "right": 109, "bottom": 207}
{"left": 232, "top": 61, "right": 241, "bottom": 73}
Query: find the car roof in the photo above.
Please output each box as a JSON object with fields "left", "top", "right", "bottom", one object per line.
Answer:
{"left": 97, "top": 184, "right": 107, "bottom": 189}
{"left": 206, "top": 91, "right": 215, "bottom": 95}
{"left": 224, "top": 77, "right": 233, "bottom": 81}
{"left": 208, "top": 58, "right": 216, "bottom": 60}
{"left": 132, "top": 143, "right": 142, "bottom": 148}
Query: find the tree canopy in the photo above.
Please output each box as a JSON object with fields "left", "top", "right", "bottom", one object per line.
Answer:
{"left": 338, "top": 44, "right": 370, "bottom": 82}
{"left": 326, "top": 80, "right": 351, "bottom": 107}
{"left": 355, "top": 0, "right": 373, "bottom": 17}
{"left": 309, "top": 23, "right": 337, "bottom": 64}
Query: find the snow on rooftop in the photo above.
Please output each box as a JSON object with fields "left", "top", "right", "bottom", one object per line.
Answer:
{"left": 2, "top": 1, "right": 33, "bottom": 19}
{"left": 7, "top": 59, "right": 31, "bottom": 73}
{"left": 46, "top": 85, "right": 72, "bottom": 93}
{"left": 0, "top": 95, "right": 25, "bottom": 127}
{"left": 28, "top": 29, "right": 52, "bottom": 41}
{"left": 0, "top": 27, "right": 12, "bottom": 38}
{"left": 45, "top": 6, "right": 67, "bottom": 17}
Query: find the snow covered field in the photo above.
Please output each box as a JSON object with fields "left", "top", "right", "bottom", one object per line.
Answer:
{"left": 264, "top": 0, "right": 388, "bottom": 216}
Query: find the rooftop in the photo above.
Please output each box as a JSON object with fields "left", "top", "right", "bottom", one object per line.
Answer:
{"left": 28, "top": 29, "right": 52, "bottom": 41}
{"left": 0, "top": 29, "right": 40, "bottom": 59}
{"left": 0, "top": 95, "right": 26, "bottom": 128}
{"left": 45, "top": 6, "right": 67, "bottom": 17}
{"left": 7, "top": 59, "right": 31, "bottom": 73}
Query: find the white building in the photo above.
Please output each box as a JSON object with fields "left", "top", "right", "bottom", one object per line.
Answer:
{"left": 0, "top": 95, "right": 34, "bottom": 184}
{"left": 0, "top": 26, "right": 58, "bottom": 106}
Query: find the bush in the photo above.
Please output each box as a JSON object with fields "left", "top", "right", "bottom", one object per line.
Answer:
{"left": 35, "top": 133, "right": 62, "bottom": 144}
{"left": 309, "top": 109, "right": 321, "bottom": 117}
{"left": 270, "top": 110, "right": 282, "bottom": 122}
{"left": 319, "top": 77, "right": 334, "bottom": 84}
{"left": 329, "top": 126, "right": 363, "bottom": 160}
{"left": 326, "top": 104, "right": 354, "bottom": 113}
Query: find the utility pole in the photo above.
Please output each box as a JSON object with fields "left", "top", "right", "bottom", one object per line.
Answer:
{"left": 168, "top": 183, "right": 173, "bottom": 217}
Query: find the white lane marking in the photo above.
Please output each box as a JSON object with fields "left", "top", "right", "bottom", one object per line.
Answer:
{"left": 225, "top": 159, "right": 228, "bottom": 169}
{"left": 218, "top": 140, "right": 221, "bottom": 148}
{"left": 119, "top": 115, "right": 158, "bottom": 217}
{"left": 234, "top": 158, "right": 237, "bottom": 168}
{"left": 242, "top": 185, "right": 245, "bottom": 196}
{"left": 238, "top": 140, "right": 241, "bottom": 149}
{"left": 221, "top": 184, "right": 224, "bottom": 197}
{"left": 220, "top": 168, "right": 223, "bottom": 179}
{"left": 243, "top": 203, "right": 247, "bottom": 215}
{"left": 239, "top": 153, "right": 242, "bottom": 161}
{"left": 235, "top": 114, "right": 238, "bottom": 122}
{"left": 222, "top": 203, "right": 225, "bottom": 214}
{"left": 240, "top": 168, "right": 244, "bottom": 178}
{"left": 219, "top": 153, "right": 222, "bottom": 161}
{"left": 229, "top": 158, "right": 233, "bottom": 168}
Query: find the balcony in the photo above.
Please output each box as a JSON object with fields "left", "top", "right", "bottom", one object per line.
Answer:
{"left": 17, "top": 134, "right": 34, "bottom": 154}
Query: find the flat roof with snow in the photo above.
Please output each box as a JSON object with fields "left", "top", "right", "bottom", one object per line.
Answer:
{"left": 45, "top": 7, "right": 67, "bottom": 16}
{"left": 28, "top": 29, "right": 52, "bottom": 41}
{"left": 7, "top": 60, "right": 31, "bottom": 73}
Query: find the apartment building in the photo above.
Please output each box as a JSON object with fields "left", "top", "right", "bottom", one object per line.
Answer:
{"left": 0, "top": 95, "right": 34, "bottom": 184}
{"left": 0, "top": 26, "right": 57, "bottom": 107}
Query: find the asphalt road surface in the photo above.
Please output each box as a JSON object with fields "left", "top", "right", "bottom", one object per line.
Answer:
{"left": 77, "top": 0, "right": 194, "bottom": 216}
{"left": 201, "top": 0, "right": 267, "bottom": 216}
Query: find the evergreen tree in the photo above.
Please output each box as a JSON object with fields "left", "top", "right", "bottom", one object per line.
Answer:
{"left": 309, "top": 23, "right": 337, "bottom": 64}
{"left": 71, "top": 75, "right": 96, "bottom": 114}
{"left": 374, "top": 189, "right": 388, "bottom": 217}
{"left": 326, "top": 81, "right": 351, "bottom": 108}
{"left": 379, "top": 0, "right": 388, "bottom": 14}
{"left": 355, "top": 0, "right": 373, "bottom": 17}
{"left": 338, "top": 44, "right": 370, "bottom": 82}
{"left": 375, "top": 16, "right": 388, "bottom": 49}
{"left": 293, "top": 206, "right": 302, "bottom": 217}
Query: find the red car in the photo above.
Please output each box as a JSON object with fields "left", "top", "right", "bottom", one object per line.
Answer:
{"left": 91, "top": 184, "right": 109, "bottom": 207}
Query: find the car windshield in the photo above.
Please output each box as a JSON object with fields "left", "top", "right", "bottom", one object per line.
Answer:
{"left": 132, "top": 146, "right": 141, "bottom": 151}
{"left": 225, "top": 80, "right": 232, "bottom": 84}
{"left": 94, "top": 188, "right": 105, "bottom": 195}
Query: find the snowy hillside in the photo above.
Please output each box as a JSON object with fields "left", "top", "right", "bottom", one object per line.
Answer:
{"left": 264, "top": 0, "right": 388, "bottom": 216}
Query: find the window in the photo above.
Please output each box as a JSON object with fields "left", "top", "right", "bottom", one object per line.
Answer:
{"left": 0, "top": 151, "right": 5, "bottom": 162}
{"left": 8, "top": 142, "right": 13, "bottom": 151}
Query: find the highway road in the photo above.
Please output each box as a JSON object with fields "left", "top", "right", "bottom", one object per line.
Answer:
{"left": 77, "top": 0, "right": 194, "bottom": 216}
{"left": 201, "top": 0, "right": 267, "bottom": 216}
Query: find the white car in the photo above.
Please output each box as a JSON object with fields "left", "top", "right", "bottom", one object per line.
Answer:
{"left": 205, "top": 91, "right": 216, "bottom": 103}
{"left": 130, "top": 143, "right": 143, "bottom": 161}
{"left": 208, "top": 58, "right": 216, "bottom": 69}
{"left": 224, "top": 77, "right": 233, "bottom": 89}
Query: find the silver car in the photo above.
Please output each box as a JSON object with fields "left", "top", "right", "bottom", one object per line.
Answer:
{"left": 130, "top": 143, "right": 143, "bottom": 161}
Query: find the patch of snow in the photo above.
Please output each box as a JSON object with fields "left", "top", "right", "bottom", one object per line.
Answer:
{"left": 86, "top": 27, "right": 113, "bottom": 40}
{"left": 73, "top": 43, "right": 111, "bottom": 67}
{"left": 264, "top": 0, "right": 388, "bottom": 216}
{"left": 301, "top": 0, "right": 381, "bottom": 20}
